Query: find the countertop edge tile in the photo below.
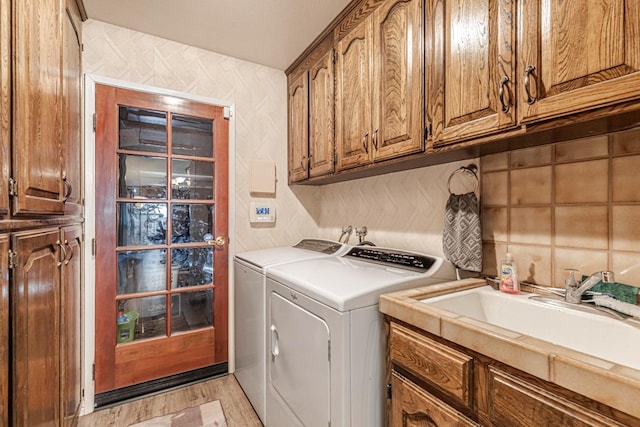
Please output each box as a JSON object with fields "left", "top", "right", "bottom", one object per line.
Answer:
{"left": 553, "top": 354, "right": 640, "bottom": 419}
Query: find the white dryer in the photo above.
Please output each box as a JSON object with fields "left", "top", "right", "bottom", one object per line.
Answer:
{"left": 265, "top": 246, "right": 456, "bottom": 427}
{"left": 234, "top": 239, "right": 351, "bottom": 424}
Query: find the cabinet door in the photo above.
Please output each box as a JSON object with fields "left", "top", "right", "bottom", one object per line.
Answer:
{"left": 391, "top": 373, "right": 479, "bottom": 427}
{"left": 372, "top": 0, "right": 424, "bottom": 161}
{"left": 60, "top": 225, "right": 82, "bottom": 426}
{"left": 335, "top": 16, "right": 373, "bottom": 171}
{"left": 12, "top": 228, "right": 61, "bottom": 426}
{"left": 488, "top": 367, "right": 626, "bottom": 427}
{"left": 288, "top": 71, "right": 309, "bottom": 183}
{"left": 308, "top": 49, "right": 336, "bottom": 178}
{"left": 0, "top": 0, "right": 9, "bottom": 216}
{"left": 13, "top": 0, "right": 65, "bottom": 215}
{"left": 62, "top": 0, "right": 83, "bottom": 215}
{"left": 0, "top": 234, "right": 8, "bottom": 427}
{"left": 428, "top": 0, "right": 516, "bottom": 147}
{"left": 518, "top": 1, "right": 640, "bottom": 123}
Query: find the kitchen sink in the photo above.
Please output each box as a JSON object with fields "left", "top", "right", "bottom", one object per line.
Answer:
{"left": 421, "top": 285, "right": 640, "bottom": 370}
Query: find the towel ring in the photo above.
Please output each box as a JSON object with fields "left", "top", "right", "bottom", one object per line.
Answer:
{"left": 447, "top": 164, "right": 479, "bottom": 195}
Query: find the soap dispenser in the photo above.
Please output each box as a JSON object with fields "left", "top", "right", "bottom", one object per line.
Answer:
{"left": 499, "top": 252, "right": 520, "bottom": 294}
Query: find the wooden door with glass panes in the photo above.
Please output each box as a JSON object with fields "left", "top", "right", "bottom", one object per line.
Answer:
{"left": 94, "top": 85, "right": 229, "bottom": 393}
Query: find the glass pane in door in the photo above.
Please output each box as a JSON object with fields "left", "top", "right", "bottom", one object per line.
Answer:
{"left": 117, "top": 249, "right": 167, "bottom": 295}
{"left": 171, "top": 204, "right": 213, "bottom": 244}
{"left": 171, "top": 159, "right": 214, "bottom": 200}
{"left": 118, "top": 155, "right": 167, "bottom": 199}
{"left": 119, "top": 106, "right": 167, "bottom": 153}
{"left": 171, "top": 114, "right": 213, "bottom": 157}
{"left": 171, "top": 290, "right": 213, "bottom": 334}
{"left": 117, "top": 203, "right": 167, "bottom": 246}
{"left": 171, "top": 247, "right": 213, "bottom": 288}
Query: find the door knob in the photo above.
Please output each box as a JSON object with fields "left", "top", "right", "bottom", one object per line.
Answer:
{"left": 207, "top": 236, "right": 226, "bottom": 246}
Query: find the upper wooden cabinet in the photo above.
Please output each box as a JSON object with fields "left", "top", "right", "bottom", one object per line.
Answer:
{"left": 288, "top": 0, "right": 640, "bottom": 184}
{"left": 373, "top": 0, "right": 424, "bottom": 161}
{"left": 335, "top": 14, "right": 373, "bottom": 171}
{"left": 336, "top": 0, "right": 424, "bottom": 171}
{"left": 308, "top": 49, "right": 336, "bottom": 178}
{"left": 518, "top": 1, "right": 640, "bottom": 123}
{"left": 288, "top": 41, "right": 336, "bottom": 184}
{"left": 427, "top": 0, "right": 517, "bottom": 147}
{"left": 12, "top": 0, "right": 83, "bottom": 216}
{"left": 287, "top": 71, "right": 309, "bottom": 183}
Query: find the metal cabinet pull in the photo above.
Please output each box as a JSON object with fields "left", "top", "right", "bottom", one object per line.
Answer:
{"left": 362, "top": 132, "right": 369, "bottom": 154}
{"left": 499, "top": 76, "right": 510, "bottom": 113}
{"left": 56, "top": 240, "right": 67, "bottom": 267}
{"left": 64, "top": 240, "right": 73, "bottom": 265}
{"left": 372, "top": 128, "right": 379, "bottom": 150}
{"left": 62, "top": 171, "right": 72, "bottom": 202}
{"left": 300, "top": 156, "right": 307, "bottom": 172}
{"left": 524, "top": 65, "right": 536, "bottom": 104}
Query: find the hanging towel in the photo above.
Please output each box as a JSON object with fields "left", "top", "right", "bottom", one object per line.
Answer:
{"left": 443, "top": 192, "right": 482, "bottom": 272}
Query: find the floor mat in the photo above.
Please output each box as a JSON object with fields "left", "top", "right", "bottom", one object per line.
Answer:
{"left": 128, "top": 400, "right": 227, "bottom": 427}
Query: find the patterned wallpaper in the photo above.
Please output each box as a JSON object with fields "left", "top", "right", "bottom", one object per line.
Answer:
{"left": 82, "top": 19, "right": 323, "bottom": 254}
{"left": 82, "top": 19, "right": 474, "bottom": 258}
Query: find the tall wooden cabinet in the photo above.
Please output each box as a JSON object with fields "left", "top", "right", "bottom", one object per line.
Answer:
{"left": 1, "top": 0, "right": 86, "bottom": 425}
{"left": 335, "top": 0, "right": 424, "bottom": 171}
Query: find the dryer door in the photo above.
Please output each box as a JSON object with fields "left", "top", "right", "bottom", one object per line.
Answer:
{"left": 269, "top": 291, "right": 330, "bottom": 427}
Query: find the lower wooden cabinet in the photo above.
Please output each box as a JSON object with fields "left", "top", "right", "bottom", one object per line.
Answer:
{"left": 387, "top": 319, "right": 637, "bottom": 427}
{"left": 9, "top": 225, "right": 82, "bottom": 426}
{"left": 392, "top": 373, "right": 479, "bottom": 427}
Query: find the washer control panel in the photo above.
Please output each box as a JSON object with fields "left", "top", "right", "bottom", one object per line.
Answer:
{"left": 346, "top": 247, "right": 436, "bottom": 272}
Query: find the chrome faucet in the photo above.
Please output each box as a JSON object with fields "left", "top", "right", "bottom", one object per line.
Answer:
{"left": 565, "top": 270, "right": 615, "bottom": 304}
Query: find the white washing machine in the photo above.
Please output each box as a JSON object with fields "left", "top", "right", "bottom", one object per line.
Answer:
{"left": 265, "top": 246, "right": 456, "bottom": 427}
{"left": 234, "top": 239, "right": 351, "bottom": 424}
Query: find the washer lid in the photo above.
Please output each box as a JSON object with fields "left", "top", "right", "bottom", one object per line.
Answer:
{"left": 267, "top": 249, "right": 455, "bottom": 311}
{"left": 235, "top": 239, "right": 349, "bottom": 270}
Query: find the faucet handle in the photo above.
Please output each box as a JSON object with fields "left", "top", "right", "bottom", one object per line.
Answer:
{"left": 601, "top": 270, "right": 615, "bottom": 283}
{"left": 564, "top": 268, "right": 579, "bottom": 289}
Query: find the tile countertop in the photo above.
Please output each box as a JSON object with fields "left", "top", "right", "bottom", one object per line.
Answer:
{"left": 379, "top": 278, "right": 640, "bottom": 420}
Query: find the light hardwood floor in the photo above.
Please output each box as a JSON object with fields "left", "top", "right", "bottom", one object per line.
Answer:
{"left": 79, "top": 374, "right": 262, "bottom": 426}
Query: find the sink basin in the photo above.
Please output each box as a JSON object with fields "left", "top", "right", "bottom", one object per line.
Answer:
{"left": 422, "top": 285, "right": 640, "bottom": 370}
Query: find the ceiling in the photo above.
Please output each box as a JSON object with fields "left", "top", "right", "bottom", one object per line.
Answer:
{"left": 82, "top": 0, "right": 353, "bottom": 70}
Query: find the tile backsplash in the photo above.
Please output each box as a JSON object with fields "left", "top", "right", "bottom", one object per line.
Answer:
{"left": 481, "top": 129, "right": 640, "bottom": 291}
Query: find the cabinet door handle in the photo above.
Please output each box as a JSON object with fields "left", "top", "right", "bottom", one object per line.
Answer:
{"left": 62, "top": 176, "right": 72, "bottom": 202}
{"left": 372, "top": 128, "right": 379, "bottom": 150}
{"left": 300, "top": 156, "right": 307, "bottom": 172}
{"left": 64, "top": 240, "right": 73, "bottom": 265}
{"left": 524, "top": 65, "right": 536, "bottom": 104}
{"left": 362, "top": 132, "right": 369, "bottom": 154}
{"left": 499, "top": 76, "right": 510, "bottom": 113}
{"left": 56, "top": 240, "right": 67, "bottom": 267}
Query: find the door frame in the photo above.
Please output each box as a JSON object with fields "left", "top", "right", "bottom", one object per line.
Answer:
{"left": 81, "top": 74, "right": 237, "bottom": 415}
